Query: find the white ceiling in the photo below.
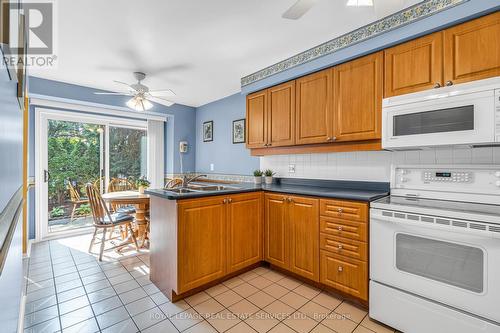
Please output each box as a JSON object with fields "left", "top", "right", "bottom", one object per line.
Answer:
{"left": 31, "top": 0, "right": 420, "bottom": 107}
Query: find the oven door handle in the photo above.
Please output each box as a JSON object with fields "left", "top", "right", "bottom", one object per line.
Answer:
{"left": 371, "top": 211, "right": 500, "bottom": 238}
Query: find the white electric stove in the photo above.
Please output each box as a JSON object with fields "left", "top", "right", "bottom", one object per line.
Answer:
{"left": 370, "top": 165, "right": 500, "bottom": 333}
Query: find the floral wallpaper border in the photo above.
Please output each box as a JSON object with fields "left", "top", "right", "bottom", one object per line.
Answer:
{"left": 240, "top": 0, "right": 468, "bottom": 87}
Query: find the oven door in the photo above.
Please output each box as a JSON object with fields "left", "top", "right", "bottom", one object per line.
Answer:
{"left": 382, "top": 90, "right": 495, "bottom": 149}
{"left": 370, "top": 209, "right": 500, "bottom": 323}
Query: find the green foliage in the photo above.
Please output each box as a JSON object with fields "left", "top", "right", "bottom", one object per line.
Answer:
{"left": 74, "top": 204, "right": 91, "bottom": 216}
{"left": 49, "top": 206, "right": 65, "bottom": 218}
{"left": 135, "top": 176, "right": 151, "bottom": 188}
{"left": 264, "top": 169, "right": 275, "bottom": 177}
{"left": 47, "top": 120, "right": 147, "bottom": 206}
{"left": 48, "top": 120, "right": 101, "bottom": 205}
{"left": 253, "top": 170, "right": 263, "bottom": 177}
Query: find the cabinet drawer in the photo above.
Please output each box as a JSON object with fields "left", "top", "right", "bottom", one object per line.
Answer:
{"left": 320, "top": 217, "right": 367, "bottom": 242}
{"left": 320, "top": 251, "right": 368, "bottom": 301}
{"left": 320, "top": 199, "right": 368, "bottom": 222}
{"left": 320, "top": 234, "right": 367, "bottom": 261}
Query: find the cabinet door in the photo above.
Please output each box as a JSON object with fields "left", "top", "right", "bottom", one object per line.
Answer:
{"left": 384, "top": 32, "right": 443, "bottom": 97}
{"left": 264, "top": 193, "right": 289, "bottom": 269}
{"left": 333, "top": 52, "right": 383, "bottom": 142}
{"left": 444, "top": 12, "right": 500, "bottom": 85}
{"left": 246, "top": 90, "right": 267, "bottom": 148}
{"left": 295, "top": 69, "right": 333, "bottom": 145}
{"left": 268, "top": 81, "right": 296, "bottom": 147}
{"left": 177, "top": 197, "right": 227, "bottom": 293}
{"left": 288, "top": 195, "right": 319, "bottom": 281}
{"left": 227, "top": 193, "right": 263, "bottom": 273}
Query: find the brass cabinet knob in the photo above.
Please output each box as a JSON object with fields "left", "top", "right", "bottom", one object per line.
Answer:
{"left": 326, "top": 137, "right": 331, "bottom": 141}
{"left": 338, "top": 266, "right": 343, "bottom": 272}
{"left": 337, "top": 226, "right": 343, "bottom": 231}
{"left": 433, "top": 82, "right": 441, "bottom": 88}
{"left": 337, "top": 244, "right": 343, "bottom": 250}
{"left": 445, "top": 80, "right": 453, "bottom": 86}
{"left": 332, "top": 136, "right": 337, "bottom": 141}
{"left": 337, "top": 208, "right": 343, "bottom": 213}
{"left": 228, "top": 198, "right": 233, "bottom": 203}
{"left": 223, "top": 198, "right": 228, "bottom": 204}
{"left": 287, "top": 197, "right": 293, "bottom": 203}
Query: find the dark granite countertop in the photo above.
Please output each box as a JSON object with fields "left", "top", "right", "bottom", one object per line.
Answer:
{"left": 146, "top": 178, "right": 389, "bottom": 202}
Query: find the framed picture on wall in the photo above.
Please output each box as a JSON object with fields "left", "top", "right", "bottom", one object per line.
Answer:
{"left": 203, "top": 120, "right": 213, "bottom": 142}
{"left": 232, "top": 119, "right": 245, "bottom": 144}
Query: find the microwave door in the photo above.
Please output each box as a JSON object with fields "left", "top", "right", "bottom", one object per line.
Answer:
{"left": 383, "top": 91, "right": 495, "bottom": 149}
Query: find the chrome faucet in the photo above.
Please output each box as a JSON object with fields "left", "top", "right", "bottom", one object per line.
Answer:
{"left": 181, "top": 174, "right": 207, "bottom": 188}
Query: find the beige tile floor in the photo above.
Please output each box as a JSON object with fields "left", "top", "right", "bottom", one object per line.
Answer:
{"left": 24, "top": 233, "right": 396, "bottom": 333}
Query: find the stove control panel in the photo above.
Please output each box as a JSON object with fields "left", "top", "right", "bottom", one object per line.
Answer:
{"left": 392, "top": 165, "right": 500, "bottom": 204}
{"left": 422, "top": 171, "right": 472, "bottom": 183}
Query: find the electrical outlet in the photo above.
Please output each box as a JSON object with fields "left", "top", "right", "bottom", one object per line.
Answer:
{"left": 288, "top": 164, "right": 296, "bottom": 173}
{"left": 210, "top": 163, "right": 214, "bottom": 171}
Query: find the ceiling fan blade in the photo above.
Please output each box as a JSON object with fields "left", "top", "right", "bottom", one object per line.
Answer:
{"left": 147, "top": 96, "right": 175, "bottom": 107}
{"left": 282, "top": 0, "right": 317, "bottom": 20}
{"left": 149, "top": 89, "right": 176, "bottom": 97}
{"left": 94, "top": 92, "right": 132, "bottom": 96}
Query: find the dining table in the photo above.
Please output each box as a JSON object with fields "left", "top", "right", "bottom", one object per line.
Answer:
{"left": 101, "top": 190, "right": 150, "bottom": 248}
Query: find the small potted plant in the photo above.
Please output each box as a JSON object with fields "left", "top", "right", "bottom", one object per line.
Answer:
{"left": 136, "top": 176, "right": 151, "bottom": 194}
{"left": 253, "top": 170, "right": 263, "bottom": 184}
{"left": 264, "top": 169, "right": 275, "bottom": 185}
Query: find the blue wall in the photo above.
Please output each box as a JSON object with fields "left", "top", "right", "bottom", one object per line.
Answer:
{"left": 0, "top": 46, "right": 24, "bottom": 332}
{"left": 195, "top": 93, "right": 259, "bottom": 175}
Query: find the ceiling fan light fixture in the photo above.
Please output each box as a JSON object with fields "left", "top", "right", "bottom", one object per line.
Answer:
{"left": 346, "top": 0, "right": 373, "bottom": 7}
{"left": 127, "top": 96, "right": 153, "bottom": 111}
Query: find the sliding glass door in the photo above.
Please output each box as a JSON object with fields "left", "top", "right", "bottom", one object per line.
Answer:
{"left": 38, "top": 111, "right": 148, "bottom": 239}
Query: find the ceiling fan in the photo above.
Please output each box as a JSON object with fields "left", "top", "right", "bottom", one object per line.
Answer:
{"left": 282, "top": 0, "right": 374, "bottom": 20}
{"left": 94, "top": 72, "right": 175, "bottom": 111}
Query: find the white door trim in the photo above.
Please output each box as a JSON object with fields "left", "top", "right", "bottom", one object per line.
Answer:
{"left": 30, "top": 95, "right": 168, "bottom": 122}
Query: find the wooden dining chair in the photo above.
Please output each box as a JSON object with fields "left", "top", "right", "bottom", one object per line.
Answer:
{"left": 67, "top": 181, "right": 89, "bottom": 221}
{"left": 107, "top": 178, "right": 136, "bottom": 192}
{"left": 86, "top": 183, "right": 139, "bottom": 261}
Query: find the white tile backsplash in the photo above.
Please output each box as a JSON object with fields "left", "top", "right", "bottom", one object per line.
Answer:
{"left": 260, "top": 147, "right": 500, "bottom": 182}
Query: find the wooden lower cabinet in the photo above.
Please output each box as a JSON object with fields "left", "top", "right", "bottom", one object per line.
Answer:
{"left": 227, "top": 193, "right": 263, "bottom": 273}
{"left": 320, "top": 250, "right": 368, "bottom": 301}
{"left": 177, "top": 192, "right": 263, "bottom": 294}
{"left": 177, "top": 197, "right": 227, "bottom": 294}
{"left": 264, "top": 193, "right": 288, "bottom": 269}
{"left": 288, "top": 196, "right": 319, "bottom": 281}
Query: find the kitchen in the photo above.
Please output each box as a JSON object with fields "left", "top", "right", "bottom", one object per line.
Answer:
{"left": 0, "top": 1, "right": 499, "bottom": 333}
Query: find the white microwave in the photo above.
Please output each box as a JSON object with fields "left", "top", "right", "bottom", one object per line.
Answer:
{"left": 382, "top": 77, "right": 500, "bottom": 150}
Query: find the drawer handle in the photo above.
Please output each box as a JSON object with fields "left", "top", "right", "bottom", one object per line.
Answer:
{"left": 337, "top": 208, "right": 343, "bottom": 215}
{"left": 445, "top": 80, "right": 453, "bottom": 87}
{"left": 337, "top": 226, "right": 343, "bottom": 231}
{"left": 433, "top": 82, "right": 441, "bottom": 88}
{"left": 337, "top": 244, "right": 343, "bottom": 250}
{"left": 223, "top": 198, "right": 228, "bottom": 204}
{"left": 338, "top": 266, "right": 343, "bottom": 272}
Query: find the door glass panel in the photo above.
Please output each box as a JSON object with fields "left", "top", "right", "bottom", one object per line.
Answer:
{"left": 393, "top": 105, "right": 474, "bottom": 136}
{"left": 108, "top": 126, "right": 147, "bottom": 193}
{"left": 395, "top": 233, "right": 484, "bottom": 293}
{"left": 47, "top": 120, "right": 103, "bottom": 233}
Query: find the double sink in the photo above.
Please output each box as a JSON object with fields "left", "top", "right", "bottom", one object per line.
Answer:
{"left": 166, "top": 183, "right": 240, "bottom": 194}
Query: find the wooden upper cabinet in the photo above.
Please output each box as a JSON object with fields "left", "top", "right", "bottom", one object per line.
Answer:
{"left": 177, "top": 197, "right": 227, "bottom": 293}
{"left": 333, "top": 52, "right": 383, "bottom": 142}
{"left": 295, "top": 69, "right": 333, "bottom": 145}
{"left": 384, "top": 32, "right": 443, "bottom": 97}
{"left": 226, "top": 193, "right": 263, "bottom": 274}
{"left": 443, "top": 12, "right": 500, "bottom": 85}
{"left": 264, "top": 193, "right": 288, "bottom": 269}
{"left": 268, "top": 81, "right": 296, "bottom": 147}
{"left": 246, "top": 91, "right": 267, "bottom": 148}
{"left": 288, "top": 196, "right": 319, "bottom": 282}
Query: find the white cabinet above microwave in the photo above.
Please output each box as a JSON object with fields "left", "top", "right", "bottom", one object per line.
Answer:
{"left": 382, "top": 77, "right": 500, "bottom": 150}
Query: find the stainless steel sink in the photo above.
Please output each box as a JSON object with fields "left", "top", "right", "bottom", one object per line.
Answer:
{"left": 166, "top": 188, "right": 200, "bottom": 194}
{"left": 187, "top": 184, "right": 239, "bottom": 191}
